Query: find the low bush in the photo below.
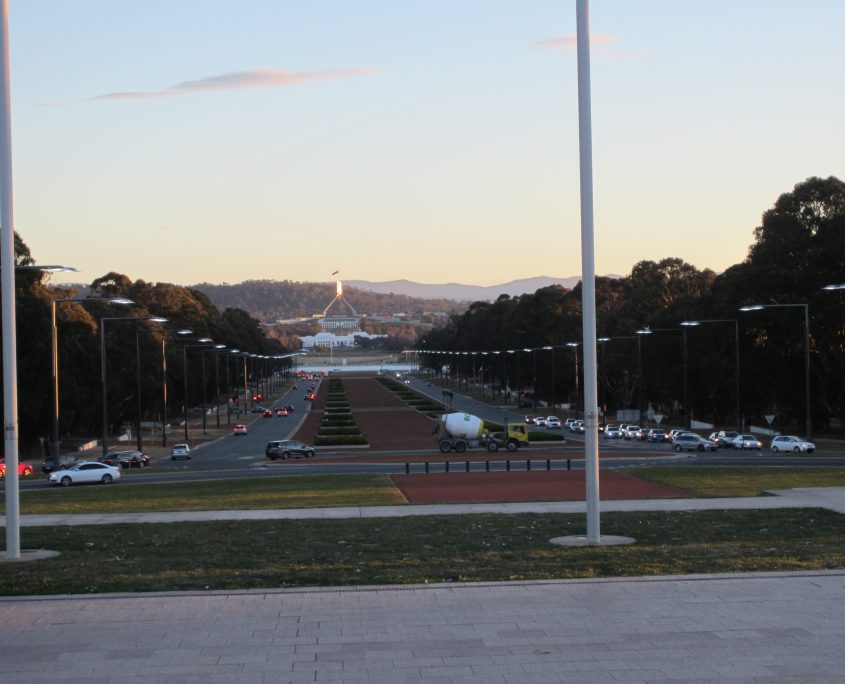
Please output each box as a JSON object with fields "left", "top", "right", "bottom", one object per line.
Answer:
{"left": 318, "top": 427, "right": 362, "bottom": 436}
{"left": 314, "top": 435, "right": 369, "bottom": 446}
{"left": 527, "top": 431, "right": 566, "bottom": 442}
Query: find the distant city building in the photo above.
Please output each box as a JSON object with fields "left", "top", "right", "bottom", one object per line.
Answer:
{"left": 300, "top": 330, "right": 386, "bottom": 349}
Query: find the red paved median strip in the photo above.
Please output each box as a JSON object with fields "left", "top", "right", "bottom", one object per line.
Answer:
{"left": 390, "top": 469, "right": 692, "bottom": 504}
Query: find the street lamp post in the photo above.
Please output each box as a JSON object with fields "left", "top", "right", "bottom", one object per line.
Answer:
{"left": 180, "top": 339, "right": 214, "bottom": 443}
{"left": 135, "top": 328, "right": 192, "bottom": 452}
{"left": 739, "top": 303, "right": 811, "bottom": 439}
{"left": 567, "top": 342, "right": 581, "bottom": 417}
{"left": 101, "top": 315, "right": 167, "bottom": 456}
{"left": 681, "top": 319, "right": 741, "bottom": 433}
{"left": 201, "top": 345, "right": 226, "bottom": 433}
{"left": 636, "top": 327, "right": 687, "bottom": 428}
{"left": 50, "top": 296, "right": 133, "bottom": 465}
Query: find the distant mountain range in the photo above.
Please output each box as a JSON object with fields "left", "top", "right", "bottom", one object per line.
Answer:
{"left": 344, "top": 276, "right": 618, "bottom": 302}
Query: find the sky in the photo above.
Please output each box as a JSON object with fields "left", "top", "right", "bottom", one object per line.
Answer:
{"left": 8, "top": 1, "right": 845, "bottom": 287}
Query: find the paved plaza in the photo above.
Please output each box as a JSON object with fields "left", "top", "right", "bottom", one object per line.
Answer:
{"left": 1, "top": 571, "right": 845, "bottom": 683}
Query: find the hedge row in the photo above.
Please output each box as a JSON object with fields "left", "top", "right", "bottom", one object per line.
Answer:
{"left": 315, "top": 378, "right": 369, "bottom": 446}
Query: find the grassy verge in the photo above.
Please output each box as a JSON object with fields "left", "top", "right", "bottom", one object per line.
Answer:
{"left": 0, "top": 475, "right": 406, "bottom": 515}
{"left": 3, "top": 509, "right": 845, "bottom": 595}
{"left": 630, "top": 466, "right": 845, "bottom": 497}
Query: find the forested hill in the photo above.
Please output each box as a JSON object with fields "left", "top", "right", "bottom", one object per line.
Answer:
{"left": 192, "top": 280, "right": 467, "bottom": 322}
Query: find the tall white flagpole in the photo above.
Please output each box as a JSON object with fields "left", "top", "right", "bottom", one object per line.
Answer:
{"left": 576, "top": 0, "right": 601, "bottom": 543}
{"left": 0, "top": 0, "right": 21, "bottom": 560}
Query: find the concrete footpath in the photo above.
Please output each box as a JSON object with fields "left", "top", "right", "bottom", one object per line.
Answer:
{"left": 3, "top": 489, "right": 845, "bottom": 682}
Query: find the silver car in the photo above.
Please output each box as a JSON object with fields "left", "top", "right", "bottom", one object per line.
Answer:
{"left": 770, "top": 435, "right": 815, "bottom": 453}
{"left": 732, "top": 434, "right": 763, "bottom": 450}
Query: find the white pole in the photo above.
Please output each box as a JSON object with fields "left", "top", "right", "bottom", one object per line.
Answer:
{"left": 576, "top": 0, "right": 601, "bottom": 543}
{"left": 0, "top": 0, "right": 21, "bottom": 560}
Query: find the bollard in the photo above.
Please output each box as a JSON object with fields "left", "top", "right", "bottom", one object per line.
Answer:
{"left": 465, "top": 461, "right": 470, "bottom": 472}
{"left": 527, "top": 459, "right": 531, "bottom": 471}
{"left": 506, "top": 460, "right": 510, "bottom": 472}
{"left": 405, "top": 462, "right": 410, "bottom": 474}
{"left": 425, "top": 462, "right": 429, "bottom": 474}
{"left": 485, "top": 460, "right": 490, "bottom": 472}
{"left": 567, "top": 458, "right": 571, "bottom": 471}
{"left": 546, "top": 459, "right": 551, "bottom": 471}
{"left": 445, "top": 461, "right": 450, "bottom": 473}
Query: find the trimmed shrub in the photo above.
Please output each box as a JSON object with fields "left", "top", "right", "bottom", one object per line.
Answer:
{"left": 314, "top": 435, "right": 369, "bottom": 446}
{"left": 527, "top": 431, "right": 566, "bottom": 442}
{"left": 318, "top": 426, "right": 362, "bottom": 436}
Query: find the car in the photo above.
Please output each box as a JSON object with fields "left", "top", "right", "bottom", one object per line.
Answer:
{"left": 275, "top": 407, "right": 288, "bottom": 417}
{"left": 251, "top": 405, "right": 266, "bottom": 414}
{"left": 603, "top": 425, "right": 622, "bottom": 439}
{"left": 564, "top": 418, "right": 577, "bottom": 430}
{"left": 647, "top": 428, "right": 668, "bottom": 443}
{"left": 262, "top": 409, "right": 273, "bottom": 418}
{"left": 546, "top": 416, "right": 561, "bottom": 429}
{"left": 524, "top": 416, "right": 535, "bottom": 424}
{"left": 571, "top": 420, "right": 585, "bottom": 434}
{"left": 283, "top": 405, "right": 295, "bottom": 413}
{"left": 41, "top": 454, "right": 81, "bottom": 473}
{"left": 672, "top": 433, "right": 718, "bottom": 452}
{"left": 0, "top": 459, "right": 34, "bottom": 477}
{"left": 403, "top": 379, "right": 411, "bottom": 384}
{"left": 713, "top": 430, "right": 739, "bottom": 448}
{"left": 48, "top": 461, "right": 121, "bottom": 486}
{"left": 534, "top": 417, "right": 547, "bottom": 427}
{"left": 265, "top": 440, "right": 316, "bottom": 460}
{"left": 622, "top": 425, "right": 641, "bottom": 440}
{"left": 98, "top": 450, "right": 149, "bottom": 468}
{"left": 233, "top": 424, "right": 248, "bottom": 436}
{"left": 771, "top": 435, "right": 815, "bottom": 453}
{"left": 668, "top": 429, "right": 686, "bottom": 442}
{"left": 170, "top": 443, "right": 192, "bottom": 460}
{"left": 732, "top": 434, "right": 763, "bottom": 450}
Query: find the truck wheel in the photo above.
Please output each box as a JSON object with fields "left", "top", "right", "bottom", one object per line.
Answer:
{"left": 487, "top": 442, "right": 499, "bottom": 452}
{"left": 454, "top": 441, "right": 467, "bottom": 453}
{"left": 506, "top": 440, "right": 519, "bottom": 452}
{"left": 438, "top": 440, "right": 452, "bottom": 453}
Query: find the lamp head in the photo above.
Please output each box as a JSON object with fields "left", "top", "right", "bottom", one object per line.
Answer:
{"left": 739, "top": 305, "right": 764, "bottom": 312}
{"left": 680, "top": 320, "right": 700, "bottom": 327}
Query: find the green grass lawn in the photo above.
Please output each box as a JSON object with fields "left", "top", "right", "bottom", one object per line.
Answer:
{"left": 2, "top": 509, "right": 844, "bottom": 595}
{"left": 630, "top": 466, "right": 845, "bottom": 497}
{"left": 0, "top": 475, "right": 406, "bottom": 515}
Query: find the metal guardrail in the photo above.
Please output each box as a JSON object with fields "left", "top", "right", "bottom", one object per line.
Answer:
{"left": 405, "top": 458, "right": 571, "bottom": 474}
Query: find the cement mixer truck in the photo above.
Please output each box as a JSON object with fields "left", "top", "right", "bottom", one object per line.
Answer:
{"left": 435, "top": 412, "right": 530, "bottom": 453}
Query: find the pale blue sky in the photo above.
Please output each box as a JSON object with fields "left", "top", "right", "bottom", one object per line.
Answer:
{"left": 9, "top": 1, "right": 844, "bottom": 286}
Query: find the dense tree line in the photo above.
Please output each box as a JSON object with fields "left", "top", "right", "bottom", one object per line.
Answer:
{"left": 3, "top": 244, "right": 290, "bottom": 457}
{"left": 418, "top": 177, "right": 845, "bottom": 435}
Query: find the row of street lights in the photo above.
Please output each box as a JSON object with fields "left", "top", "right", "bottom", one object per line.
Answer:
{"left": 418, "top": 297, "right": 827, "bottom": 439}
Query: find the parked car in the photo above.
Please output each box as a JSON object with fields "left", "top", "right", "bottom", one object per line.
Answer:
{"left": 770, "top": 435, "right": 815, "bottom": 453}
{"left": 603, "top": 425, "right": 622, "bottom": 439}
{"left": 672, "top": 433, "right": 718, "bottom": 452}
{"left": 0, "top": 459, "right": 34, "bottom": 477}
{"left": 41, "top": 454, "right": 81, "bottom": 474}
{"left": 732, "top": 434, "right": 763, "bottom": 450}
{"left": 170, "top": 443, "right": 192, "bottom": 460}
{"left": 713, "top": 430, "right": 740, "bottom": 448}
{"left": 546, "top": 416, "right": 561, "bottom": 429}
{"left": 48, "top": 461, "right": 121, "bottom": 486}
{"left": 265, "top": 440, "right": 316, "bottom": 460}
{"left": 233, "top": 424, "right": 248, "bottom": 436}
{"left": 534, "top": 417, "right": 547, "bottom": 427}
{"left": 98, "top": 450, "right": 149, "bottom": 468}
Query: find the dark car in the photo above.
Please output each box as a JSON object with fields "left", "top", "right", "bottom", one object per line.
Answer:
{"left": 647, "top": 429, "right": 668, "bottom": 443}
{"left": 283, "top": 404, "right": 295, "bottom": 413}
{"left": 41, "top": 454, "right": 81, "bottom": 473}
{"left": 265, "top": 440, "right": 316, "bottom": 460}
{"left": 98, "top": 450, "right": 149, "bottom": 468}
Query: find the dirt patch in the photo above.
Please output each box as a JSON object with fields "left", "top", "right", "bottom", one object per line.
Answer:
{"left": 391, "top": 469, "right": 692, "bottom": 503}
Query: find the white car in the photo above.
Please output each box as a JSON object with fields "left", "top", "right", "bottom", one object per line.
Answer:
{"left": 771, "top": 435, "right": 815, "bottom": 453}
{"left": 732, "top": 434, "right": 763, "bottom": 450}
{"left": 48, "top": 461, "right": 121, "bottom": 487}
{"left": 545, "top": 416, "right": 561, "bottom": 429}
{"left": 603, "top": 425, "right": 622, "bottom": 439}
{"left": 534, "top": 417, "right": 547, "bottom": 427}
{"left": 622, "top": 425, "right": 641, "bottom": 440}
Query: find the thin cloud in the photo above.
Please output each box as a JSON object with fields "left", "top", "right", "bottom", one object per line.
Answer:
{"left": 90, "top": 67, "right": 374, "bottom": 102}
{"left": 536, "top": 34, "right": 651, "bottom": 59}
